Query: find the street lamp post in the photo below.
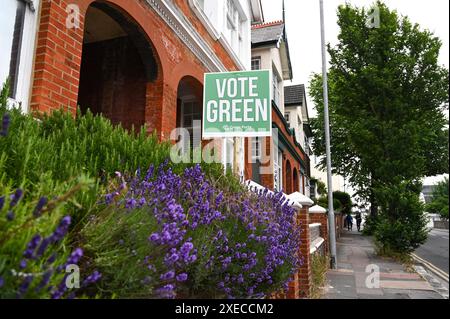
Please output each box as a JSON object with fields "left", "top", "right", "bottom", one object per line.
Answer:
{"left": 319, "top": 0, "right": 338, "bottom": 269}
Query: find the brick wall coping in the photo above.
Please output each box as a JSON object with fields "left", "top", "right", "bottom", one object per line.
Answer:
{"left": 310, "top": 237, "right": 325, "bottom": 254}
{"left": 309, "top": 205, "right": 327, "bottom": 214}
{"left": 286, "top": 192, "right": 314, "bottom": 207}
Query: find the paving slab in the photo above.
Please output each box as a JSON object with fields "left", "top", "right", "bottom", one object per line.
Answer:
{"left": 380, "top": 273, "right": 422, "bottom": 280}
{"left": 379, "top": 280, "right": 434, "bottom": 290}
{"left": 322, "top": 230, "right": 444, "bottom": 299}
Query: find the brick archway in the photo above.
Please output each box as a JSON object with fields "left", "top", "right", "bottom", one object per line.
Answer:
{"left": 77, "top": 1, "right": 163, "bottom": 131}
{"left": 285, "top": 160, "right": 292, "bottom": 194}
{"left": 293, "top": 168, "right": 299, "bottom": 193}
{"left": 176, "top": 75, "right": 204, "bottom": 157}
{"left": 30, "top": 0, "right": 210, "bottom": 140}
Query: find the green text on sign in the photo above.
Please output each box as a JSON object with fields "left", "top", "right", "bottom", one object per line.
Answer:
{"left": 203, "top": 70, "right": 272, "bottom": 138}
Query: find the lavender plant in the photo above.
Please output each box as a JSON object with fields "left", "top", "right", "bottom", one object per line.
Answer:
{"left": 0, "top": 183, "right": 102, "bottom": 299}
{"left": 82, "top": 163, "right": 301, "bottom": 299}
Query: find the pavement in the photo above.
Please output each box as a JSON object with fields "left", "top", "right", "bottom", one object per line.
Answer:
{"left": 322, "top": 229, "right": 447, "bottom": 299}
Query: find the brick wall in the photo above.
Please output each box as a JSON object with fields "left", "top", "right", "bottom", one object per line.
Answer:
{"left": 309, "top": 212, "right": 329, "bottom": 255}
{"left": 286, "top": 206, "right": 311, "bottom": 299}
{"left": 31, "top": 0, "right": 84, "bottom": 114}
{"left": 30, "top": 0, "right": 239, "bottom": 141}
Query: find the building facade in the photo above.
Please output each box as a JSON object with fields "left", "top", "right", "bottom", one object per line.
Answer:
{"left": 1, "top": 0, "right": 265, "bottom": 172}
{"left": 245, "top": 21, "right": 311, "bottom": 195}
{"left": 1, "top": 0, "right": 311, "bottom": 194}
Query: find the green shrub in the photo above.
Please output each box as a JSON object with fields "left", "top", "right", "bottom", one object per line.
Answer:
{"left": 426, "top": 177, "right": 449, "bottom": 220}
{"left": 0, "top": 80, "right": 244, "bottom": 299}
{"left": 373, "top": 181, "right": 428, "bottom": 255}
{"left": 0, "top": 83, "right": 241, "bottom": 221}
{"left": 332, "top": 191, "right": 353, "bottom": 215}
{"left": 0, "top": 176, "right": 99, "bottom": 299}
{"left": 317, "top": 195, "right": 342, "bottom": 211}
{"left": 361, "top": 214, "right": 379, "bottom": 236}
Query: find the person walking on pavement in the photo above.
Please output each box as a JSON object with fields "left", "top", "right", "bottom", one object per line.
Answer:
{"left": 355, "top": 212, "right": 362, "bottom": 232}
{"left": 346, "top": 214, "right": 353, "bottom": 231}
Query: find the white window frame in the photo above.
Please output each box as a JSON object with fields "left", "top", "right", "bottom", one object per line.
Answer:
{"left": 251, "top": 57, "right": 261, "bottom": 70}
{"left": 180, "top": 98, "right": 202, "bottom": 154}
{"left": 272, "top": 69, "right": 281, "bottom": 107}
{"left": 251, "top": 137, "right": 261, "bottom": 161}
{"left": 223, "top": 137, "right": 235, "bottom": 173}
{"left": 3, "top": 0, "right": 40, "bottom": 113}
{"left": 188, "top": 0, "right": 248, "bottom": 70}
{"left": 300, "top": 173, "right": 305, "bottom": 194}
{"left": 274, "top": 148, "right": 283, "bottom": 192}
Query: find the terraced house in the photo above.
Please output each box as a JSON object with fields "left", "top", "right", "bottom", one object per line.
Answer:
{"left": 1, "top": 0, "right": 311, "bottom": 196}
{"left": 1, "top": 0, "right": 319, "bottom": 299}
{"left": 246, "top": 21, "right": 312, "bottom": 196}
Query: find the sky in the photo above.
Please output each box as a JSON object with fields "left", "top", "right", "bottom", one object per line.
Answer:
{"left": 261, "top": 0, "right": 450, "bottom": 117}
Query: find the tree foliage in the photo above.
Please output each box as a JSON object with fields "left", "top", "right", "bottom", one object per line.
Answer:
{"left": 309, "top": 2, "right": 449, "bottom": 253}
{"left": 426, "top": 177, "right": 449, "bottom": 219}
{"left": 333, "top": 191, "right": 353, "bottom": 215}
{"left": 310, "top": 2, "right": 449, "bottom": 203}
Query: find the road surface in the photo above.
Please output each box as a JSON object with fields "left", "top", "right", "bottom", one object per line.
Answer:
{"left": 415, "top": 229, "right": 449, "bottom": 277}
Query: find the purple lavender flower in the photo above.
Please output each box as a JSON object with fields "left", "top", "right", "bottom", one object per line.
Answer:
{"left": 176, "top": 273, "right": 188, "bottom": 282}
{"left": 6, "top": 211, "right": 14, "bottom": 221}
{"left": 156, "top": 284, "right": 176, "bottom": 299}
{"left": 9, "top": 188, "right": 23, "bottom": 208}
{"left": 19, "top": 259, "right": 27, "bottom": 269}
{"left": 160, "top": 271, "right": 175, "bottom": 281}
{"left": 35, "top": 237, "right": 52, "bottom": 257}
{"left": 1, "top": 113, "right": 11, "bottom": 136}
{"left": 83, "top": 271, "right": 102, "bottom": 286}
{"left": 66, "top": 248, "right": 83, "bottom": 265}
{"left": 17, "top": 275, "right": 33, "bottom": 298}
{"left": 0, "top": 196, "right": 5, "bottom": 210}
{"left": 50, "top": 216, "right": 71, "bottom": 243}
{"left": 32, "top": 197, "right": 48, "bottom": 217}
{"left": 0, "top": 276, "right": 4, "bottom": 288}
{"left": 105, "top": 164, "right": 302, "bottom": 299}
{"left": 23, "top": 234, "right": 42, "bottom": 259}
{"left": 35, "top": 270, "right": 53, "bottom": 293}
{"left": 46, "top": 253, "right": 57, "bottom": 265}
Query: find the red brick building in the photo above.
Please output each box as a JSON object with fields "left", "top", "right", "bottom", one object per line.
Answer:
{"left": 1, "top": 0, "right": 321, "bottom": 299}
{"left": 1, "top": 0, "right": 311, "bottom": 193}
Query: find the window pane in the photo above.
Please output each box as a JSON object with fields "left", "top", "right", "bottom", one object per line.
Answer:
{"left": 251, "top": 58, "right": 261, "bottom": 70}
{"left": 0, "top": 0, "right": 26, "bottom": 98}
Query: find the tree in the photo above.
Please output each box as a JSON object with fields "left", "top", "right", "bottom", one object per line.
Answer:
{"left": 426, "top": 178, "right": 449, "bottom": 220}
{"left": 333, "top": 191, "right": 353, "bottom": 215}
{"left": 309, "top": 2, "right": 449, "bottom": 253}
{"left": 311, "top": 177, "right": 327, "bottom": 195}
